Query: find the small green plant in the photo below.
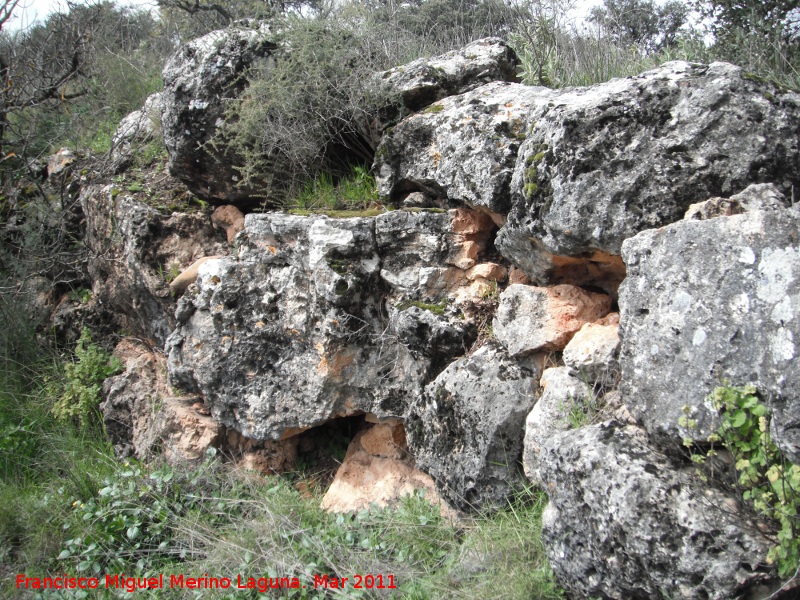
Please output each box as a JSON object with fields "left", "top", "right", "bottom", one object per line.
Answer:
{"left": 127, "top": 181, "right": 145, "bottom": 193}
{"left": 566, "top": 393, "right": 599, "bottom": 429}
{"left": 69, "top": 287, "right": 92, "bottom": 304}
{"left": 158, "top": 261, "right": 182, "bottom": 284}
{"left": 166, "top": 261, "right": 181, "bottom": 283}
{"left": 133, "top": 138, "right": 167, "bottom": 168}
{"left": 480, "top": 279, "right": 501, "bottom": 302}
{"left": 58, "top": 451, "right": 225, "bottom": 575}
{"left": 684, "top": 384, "right": 800, "bottom": 578}
{"left": 51, "top": 329, "right": 122, "bottom": 427}
{"left": 0, "top": 423, "right": 38, "bottom": 480}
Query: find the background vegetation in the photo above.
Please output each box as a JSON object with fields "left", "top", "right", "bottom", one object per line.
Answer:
{"left": 0, "top": 0, "right": 797, "bottom": 595}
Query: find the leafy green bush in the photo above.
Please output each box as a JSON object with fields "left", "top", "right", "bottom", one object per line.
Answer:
{"left": 57, "top": 456, "right": 222, "bottom": 575}
{"left": 685, "top": 384, "right": 800, "bottom": 578}
{"left": 52, "top": 329, "right": 122, "bottom": 427}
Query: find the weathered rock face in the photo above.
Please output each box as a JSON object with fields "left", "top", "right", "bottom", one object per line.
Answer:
{"left": 539, "top": 423, "right": 773, "bottom": 599}
{"left": 493, "top": 283, "right": 611, "bottom": 356}
{"left": 375, "top": 82, "right": 554, "bottom": 211}
{"left": 377, "top": 38, "right": 518, "bottom": 113}
{"left": 375, "top": 209, "right": 470, "bottom": 296}
{"left": 684, "top": 183, "right": 789, "bottom": 220}
{"left": 82, "top": 185, "right": 228, "bottom": 344}
{"left": 522, "top": 367, "right": 592, "bottom": 485}
{"left": 619, "top": 206, "right": 800, "bottom": 454}
{"left": 320, "top": 419, "right": 447, "bottom": 514}
{"left": 406, "top": 342, "right": 538, "bottom": 510}
{"left": 166, "top": 214, "right": 410, "bottom": 439}
{"left": 110, "top": 91, "right": 163, "bottom": 171}
{"left": 101, "top": 339, "right": 221, "bottom": 463}
{"left": 562, "top": 312, "right": 620, "bottom": 385}
{"left": 497, "top": 62, "right": 800, "bottom": 287}
{"left": 166, "top": 209, "right": 490, "bottom": 441}
{"left": 161, "top": 23, "right": 277, "bottom": 203}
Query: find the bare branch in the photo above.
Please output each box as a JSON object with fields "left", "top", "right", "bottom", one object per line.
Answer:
{"left": 0, "top": 0, "right": 20, "bottom": 32}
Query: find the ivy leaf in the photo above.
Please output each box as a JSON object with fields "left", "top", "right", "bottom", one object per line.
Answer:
{"left": 731, "top": 410, "right": 748, "bottom": 428}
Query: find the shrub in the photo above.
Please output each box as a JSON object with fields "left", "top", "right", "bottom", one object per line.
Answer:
{"left": 57, "top": 456, "right": 222, "bottom": 575}
{"left": 213, "top": 14, "right": 394, "bottom": 204}
{"left": 51, "top": 328, "right": 122, "bottom": 428}
{"left": 215, "top": 0, "right": 519, "bottom": 204}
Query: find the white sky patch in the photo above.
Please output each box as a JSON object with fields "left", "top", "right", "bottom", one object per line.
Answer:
{"left": 5, "top": 0, "right": 157, "bottom": 31}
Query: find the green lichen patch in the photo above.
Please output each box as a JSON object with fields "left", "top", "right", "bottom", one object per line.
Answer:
{"left": 524, "top": 182, "right": 539, "bottom": 199}
{"left": 423, "top": 103, "right": 445, "bottom": 114}
{"left": 287, "top": 208, "right": 385, "bottom": 218}
{"left": 523, "top": 145, "right": 549, "bottom": 201}
{"left": 396, "top": 299, "right": 448, "bottom": 315}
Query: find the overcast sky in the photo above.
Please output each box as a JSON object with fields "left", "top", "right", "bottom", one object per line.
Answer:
{"left": 7, "top": 0, "right": 157, "bottom": 29}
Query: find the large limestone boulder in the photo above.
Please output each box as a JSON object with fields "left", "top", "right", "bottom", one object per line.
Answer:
{"left": 375, "top": 81, "right": 555, "bottom": 211}
{"left": 377, "top": 37, "right": 518, "bottom": 113}
{"left": 496, "top": 61, "right": 800, "bottom": 288}
{"left": 540, "top": 423, "right": 774, "bottom": 599}
{"left": 166, "top": 210, "right": 484, "bottom": 441}
{"left": 166, "top": 213, "right": 421, "bottom": 440}
{"left": 161, "top": 23, "right": 276, "bottom": 203}
{"left": 406, "top": 342, "right": 538, "bottom": 511}
{"left": 619, "top": 206, "right": 800, "bottom": 457}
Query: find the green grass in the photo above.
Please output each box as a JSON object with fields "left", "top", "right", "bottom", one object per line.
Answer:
{"left": 288, "top": 166, "right": 381, "bottom": 213}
